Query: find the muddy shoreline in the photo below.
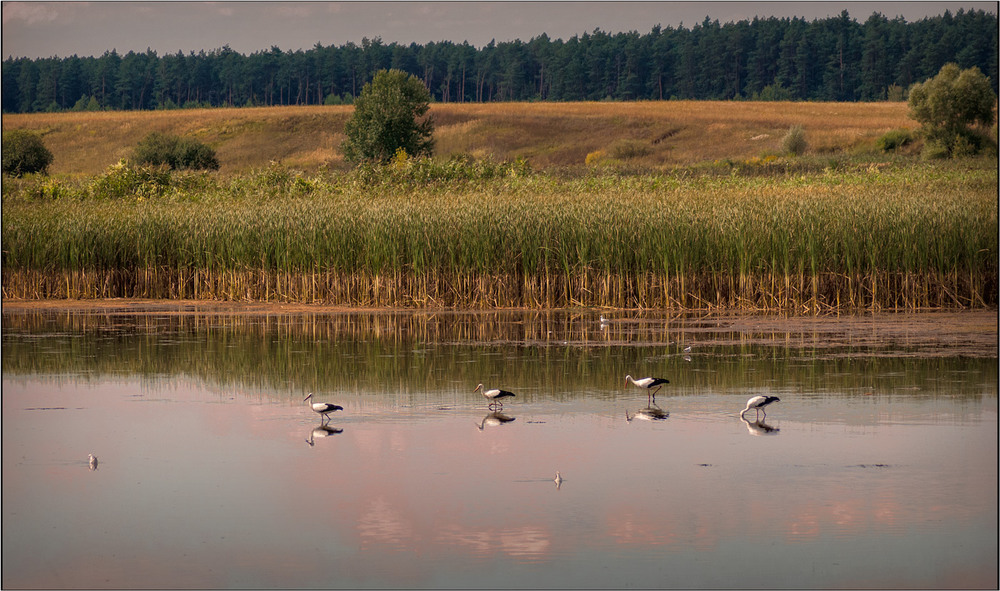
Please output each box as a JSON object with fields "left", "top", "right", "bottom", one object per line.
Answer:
{"left": 3, "top": 299, "right": 997, "bottom": 358}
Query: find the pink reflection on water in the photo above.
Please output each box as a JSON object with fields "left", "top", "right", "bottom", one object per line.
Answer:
{"left": 435, "top": 524, "right": 552, "bottom": 562}
{"left": 3, "top": 375, "right": 996, "bottom": 588}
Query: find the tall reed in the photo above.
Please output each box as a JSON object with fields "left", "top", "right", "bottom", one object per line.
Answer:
{"left": 2, "top": 161, "right": 996, "bottom": 310}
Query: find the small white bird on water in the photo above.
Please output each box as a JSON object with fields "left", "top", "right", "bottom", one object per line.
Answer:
{"left": 741, "top": 395, "right": 780, "bottom": 420}
{"left": 304, "top": 393, "right": 343, "bottom": 422}
{"left": 88, "top": 453, "right": 99, "bottom": 471}
{"left": 474, "top": 383, "right": 515, "bottom": 409}
{"left": 554, "top": 471, "right": 563, "bottom": 489}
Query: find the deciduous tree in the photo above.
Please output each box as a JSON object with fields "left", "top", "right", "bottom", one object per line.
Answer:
{"left": 341, "top": 69, "right": 434, "bottom": 164}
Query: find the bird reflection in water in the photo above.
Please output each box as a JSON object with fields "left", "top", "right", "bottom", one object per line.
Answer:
{"left": 306, "top": 424, "right": 344, "bottom": 446}
{"left": 625, "top": 404, "right": 669, "bottom": 422}
{"left": 477, "top": 411, "right": 516, "bottom": 430}
{"left": 741, "top": 415, "right": 779, "bottom": 435}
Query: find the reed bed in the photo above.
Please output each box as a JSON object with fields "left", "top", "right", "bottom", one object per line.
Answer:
{"left": 2, "top": 161, "right": 996, "bottom": 311}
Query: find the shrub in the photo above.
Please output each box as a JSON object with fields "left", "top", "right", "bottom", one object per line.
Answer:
{"left": 754, "top": 84, "right": 794, "bottom": 101}
{"left": 90, "top": 161, "right": 171, "bottom": 200}
{"left": 782, "top": 125, "right": 808, "bottom": 156}
{"left": 2, "top": 130, "right": 54, "bottom": 177}
{"left": 876, "top": 129, "right": 914, "bottom": 152}
{"left": 609, "top": 139, "right": 652, "bottom": 160}
{"left": 908, "top": 63, "right": 997, "bottom": 158}
{"left": 131, "top": 132, "right": 219, "bottom": 170}
{"left": 585, "top": 150, "right": 607, "bottom": 166}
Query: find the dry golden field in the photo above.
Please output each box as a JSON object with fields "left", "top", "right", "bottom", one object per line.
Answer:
{"left": 1, "top": 101, "right": 915, "bottom": 176}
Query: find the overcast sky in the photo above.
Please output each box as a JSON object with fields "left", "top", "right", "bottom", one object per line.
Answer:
{"left": 3, "top": 1, "right": 996, "bottom": 60}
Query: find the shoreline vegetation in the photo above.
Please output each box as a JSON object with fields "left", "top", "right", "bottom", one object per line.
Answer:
{"left": 2, "top": 103, "right": 997, "bottom": 312}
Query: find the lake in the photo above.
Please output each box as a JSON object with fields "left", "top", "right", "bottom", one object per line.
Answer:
{"left": 2, "top": 304, "right": 997, "bottom": 589}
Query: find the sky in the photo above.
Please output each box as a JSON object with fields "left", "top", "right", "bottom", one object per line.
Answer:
{"left": 3, "top": 1, "right": 997, "bottom": 60}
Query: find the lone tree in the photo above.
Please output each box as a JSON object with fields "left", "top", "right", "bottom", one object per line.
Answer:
{"left": 342, "top": 69, "right": 434, "bottom": 164}
{"left": 2, "top": 129, "right": 54, "bottom": 176}
{"left": 908, "top": 63, "right": 997, "bottom": 157}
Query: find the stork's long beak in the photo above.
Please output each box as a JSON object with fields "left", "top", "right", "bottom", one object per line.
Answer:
{"left": 303, "top": 393, "right": 312, "bottom": 401}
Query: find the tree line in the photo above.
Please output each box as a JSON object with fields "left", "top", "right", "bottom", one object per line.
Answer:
{"left": 3, "top": 8, "right": 996, "bottom": 113}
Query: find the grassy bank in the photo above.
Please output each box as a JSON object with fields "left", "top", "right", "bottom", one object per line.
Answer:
{"left": 1, "top": 101, "right": 915, "bottom": 175}
{"left": 3, "top": 158, "right": 996, "bottom": 311}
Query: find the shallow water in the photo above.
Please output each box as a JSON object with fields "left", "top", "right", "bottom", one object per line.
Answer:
{"left": 2, "top": 309, "right": 997, "bottom": 589}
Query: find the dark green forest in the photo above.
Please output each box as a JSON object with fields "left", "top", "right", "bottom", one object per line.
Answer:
{"left": 3, "top": 8, "right": 996, "bottom": 113}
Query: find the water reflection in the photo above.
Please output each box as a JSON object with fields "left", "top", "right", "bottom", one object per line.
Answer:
{"left": 3, "top": 309, "right": 996, "bottom": 406}
{"left": 306, "top": 424, "right": 344, "bottom": 446}
{"left": 1, "top": 307, "right": 996, "bottom": 589}
{"left": 625, "top": 402, "right": 670, "bottom": 422}
{"left": 741, "top": 416, "right": 780, "bottom": 435}
{"left": 478, "top": 411, "right": 516, "bottom": 430}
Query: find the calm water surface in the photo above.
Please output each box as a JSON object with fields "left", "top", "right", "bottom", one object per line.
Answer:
{"left": 2, "top": 309, "right": 996, "bottom": 589}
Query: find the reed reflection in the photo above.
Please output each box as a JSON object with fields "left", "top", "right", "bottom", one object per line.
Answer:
{"left": 2, "top": 309, "right": 995, "bottom": 407}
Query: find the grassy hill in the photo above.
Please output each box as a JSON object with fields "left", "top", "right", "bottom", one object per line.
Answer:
{"left": 1, "top": 101, "right": 916, "bottom": 176}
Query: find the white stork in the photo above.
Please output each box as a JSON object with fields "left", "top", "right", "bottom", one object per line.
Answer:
{"left": 625, "top": 375, "right": 670, "bottom": 402}
{"left": 473, "top": 383, "right": 515, "bottom": 409}
{"left": 741, "top": 395, "right": 780, "bottom": 420}
{"left": 304, "top": 393, "right": 343, "bottom": 422}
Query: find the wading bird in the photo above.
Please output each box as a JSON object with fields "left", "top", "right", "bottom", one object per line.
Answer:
{"left": 625, "top": 375, "right": 670, "bottom": 402}
{"left": 554, "top": 471, "right": 563, "bottom": 489}
{"left": 304, "top": 393, "right": 343, "bottom": 423}
{"left": 741, "top": 395, "right": 780, "bottom": 420}
{"left": 88, "top": 453, "right": 99, "bottom": 471}
{"left": 474, "top": 383, "right": 515, "bottom": 409}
